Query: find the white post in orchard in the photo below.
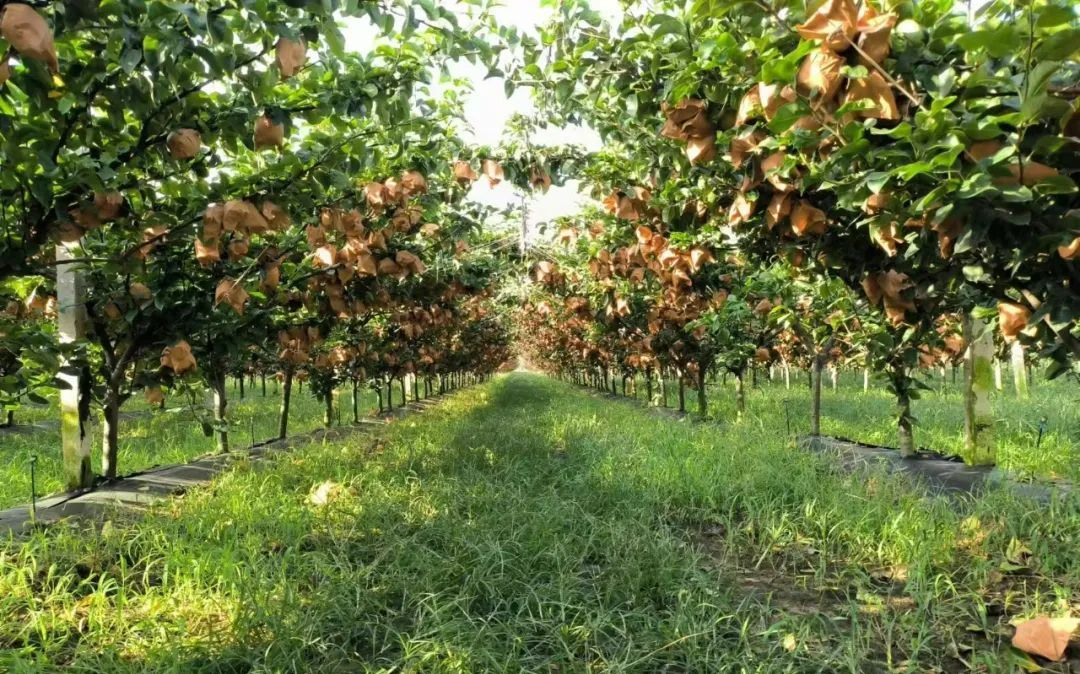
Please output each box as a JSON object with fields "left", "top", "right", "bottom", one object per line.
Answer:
{"left": 519, "top": 194, "right": 529, "bottom": 256}
{"left": 56, "top": 242, "right": 94, "bottom": 489}
{"left": 962, "top": 314, "right": 995, "bottom": 465}
{"left": 1010, "top": 341, "right": 1029, "bottom": 399}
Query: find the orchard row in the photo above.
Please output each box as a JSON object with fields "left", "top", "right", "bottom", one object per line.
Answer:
{"left": 516, "top": 0, "right": 1078, "bottom": 464}
{"left": 0, "top": 1, "right": 539, "bottom": 489}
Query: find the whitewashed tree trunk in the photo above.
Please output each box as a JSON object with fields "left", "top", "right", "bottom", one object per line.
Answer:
{"left": 323, "top": 388, "right": 334, "bottom": 428}
{"left": 783, "top": 360, "right": 791, "bottom": 389}
{"left": 863, "top": 367, "right": 870, "bottom": 393}
{"left": 56, "top": 243, "right": 94, "bottom": 490}
{"left": 830, "top": 365, "right": 838, "bottom": 390}
{"left": 1010, "top": 341, "right": 1029, "bottom": 399}
{"left": 963, "top": 315, "right": 995, "bottom": 465}
{"left": 993, "top": 359, "right": 1003, "bottom": 391}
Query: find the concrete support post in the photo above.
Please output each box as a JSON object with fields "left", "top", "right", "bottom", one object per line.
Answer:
{"left": 1010, "top": 341, "right": 1029, "bottom": 399}
{"left": 963, "top": 314, "right": 996, "bottom": 465}
{"left": 56, "top": 242, "right": 94, "bottom": 490}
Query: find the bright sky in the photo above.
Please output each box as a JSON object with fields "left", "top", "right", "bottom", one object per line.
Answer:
{"left": 343, "top": 0, "right": 623, "bottom": 239}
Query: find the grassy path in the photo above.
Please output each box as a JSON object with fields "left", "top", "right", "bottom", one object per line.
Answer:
{"left": 2, "top": 374, "right": 1078, "bottom": 672}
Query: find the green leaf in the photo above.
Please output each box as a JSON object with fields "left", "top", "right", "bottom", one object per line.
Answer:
{"left": 767, "top": 102, "right": 806, "bottom": 134}
{"left": 760, "top": 41, "right": 812, "bottom": 82}
{"left": 649, "top": 14, "right": 685, "bottom": 39}
{"left": 870, "top": 122, "right": 911, "bottom": 139}
{"left": 120, "top": 47, "right": 142, "bottom": 74}
{"left": 30, "top": 178, "right": 52, "bottom": 207}
{"left": 1036, "top": 5, "right": 1075, "bottom": 28}
{"left": 932, "top": 67, "right": 956, "bottom": 96}
{"left": 957, "top": 173, "right": 996, "bottom": 200}
{"left": 1032, "top": 175, "right": 1077, "bottom": 195}
{"left": 841, "top": 65, "right": 869, "bottom": 80}
{"left": 1020, "top": 60, "right": 1061, "bottom": 122}
{"left": 1036, "top": 28, "right": 1080, "bottom": 60}
{"left": 956, "top": 24, "right": 1020, "bottom": 58}
{"left": 865, "top": 172, "right": 889, "bottom": 193}
{"left": 27, "top": 392, "right": 49, "bottom": 405}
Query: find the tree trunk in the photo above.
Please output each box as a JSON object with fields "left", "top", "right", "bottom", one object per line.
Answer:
{"left": 0, "top": 410, "right": 12, "bottom": 427}
{"left": 400, "top": 377, "right": 407, "bottom": 405}
{"left": 811, "top": 354, "right": 825, "bottom": 435}
{"left": 213, "top": 373, "right": 229, "bottom": 453}
{"left": 413, "top": 375, "right": 419, "bottom": 402}
{"left": 696, "top": 365, "right": 707, "bottom": 417}
{"left": 238, "top": 376, "right": 244, "bottom": 399}
{"left": 376, "top": 385, "right": 384, "bottom": 412}
{"left": 963, "top": 315, "right": 996, "bottom": 465}
{"left": 783, "top": 360, "right": 791, "bottom": 389}
{"left": 897, "top": 388, "right": 914, "bottom": 458}
{"left": 278, "top": 368, "right": 293, "bottom": 440}
{"left": 101, "top": 390, "right": 121, "bottom": 479}
{"left": 323, "top": 389, "right": 334, "bottom": 428}
{"left": 261, "top": 374, "right": 267, "bottom": 397}
{"left": 993, "top": 359, "right": 1003, "bottom": 391}
{"left": 352, "top": 379, "right": 360, "bottom": 423}
{"left": 830, "top": 365, "right": 838, "bottom": 390}
{"left": 893, "top": 365, "right": 915, "bottom": 458}
{"left": 677, "top": 374, "right": 685, "bottom": 413}
{"left": 734, "top": 371, "right": 746, "bottom": 418}
{"left": 645, "top": 368, "right": 653, "bottom": 405}
{"left": 863, "top": 367, "right": 870, "bottom": 393}
{"left": 1010, "top": 341, "right": 1029, "bottom": 399}
{"left": 660, "top": 373, "right": 668, "bottom": 407}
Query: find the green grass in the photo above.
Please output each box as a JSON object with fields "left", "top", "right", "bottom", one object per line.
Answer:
{"left": 634, "top": 368, "right": 1079, "bottom": 482}
{"left": 0, "top": 380, "right": 379, "bottom": 509}
{"left": 2, "top": 373, "right": 1077, "bottom": 672}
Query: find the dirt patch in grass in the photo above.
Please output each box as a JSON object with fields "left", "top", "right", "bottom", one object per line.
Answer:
{"left": 683, "top": 523, "right": 1054, "bottom": 674}
{"left": 691, "top": 524, "right": 851, "bottom": 616}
